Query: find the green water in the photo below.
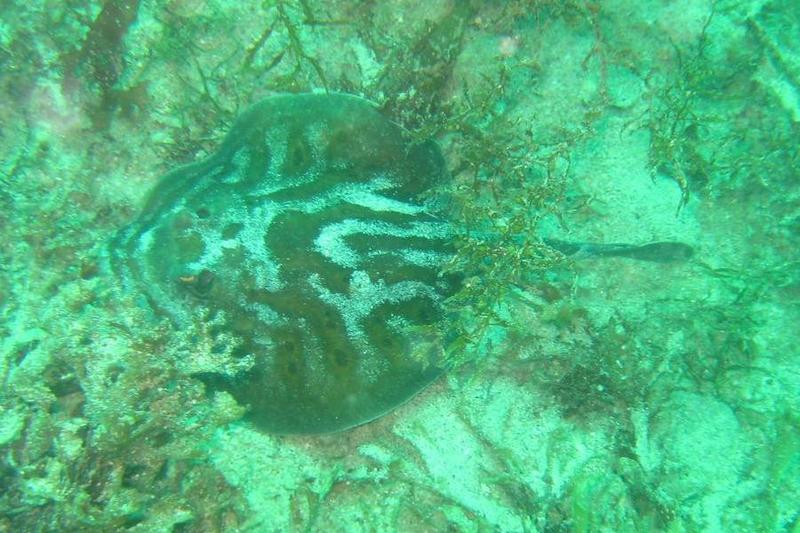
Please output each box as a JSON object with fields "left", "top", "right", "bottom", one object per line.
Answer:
{"left": 1, "top": 1, "right": 798, "bottom": 532}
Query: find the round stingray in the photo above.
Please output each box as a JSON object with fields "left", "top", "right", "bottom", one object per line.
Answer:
{"left": 110, "top": 93, "right": 459, "bottom": 434}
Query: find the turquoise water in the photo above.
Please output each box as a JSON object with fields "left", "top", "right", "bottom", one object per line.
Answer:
{"left": 1, "top": 1, "right": 798, "bottom": 531}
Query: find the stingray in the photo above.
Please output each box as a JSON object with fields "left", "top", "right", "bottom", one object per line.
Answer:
{"left": 110, "top": 93, "right": 692, "bottom": 434}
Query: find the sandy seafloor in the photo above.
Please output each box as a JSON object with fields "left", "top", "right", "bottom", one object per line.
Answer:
{"left": 1, "top": 0, "right": 799, "bottom": 531}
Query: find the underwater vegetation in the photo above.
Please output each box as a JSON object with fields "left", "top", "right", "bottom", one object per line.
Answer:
{"left": 0, "top": 0, "right": 798, "bottom": 531}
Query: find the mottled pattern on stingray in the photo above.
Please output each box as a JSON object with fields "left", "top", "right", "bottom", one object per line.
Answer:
{"left": 110, "top": 93, "right": 459, "bottom": 434}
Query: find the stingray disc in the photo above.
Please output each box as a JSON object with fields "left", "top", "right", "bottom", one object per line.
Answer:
{"left": 110, "top": 93, "right": 459, "bottom": 434}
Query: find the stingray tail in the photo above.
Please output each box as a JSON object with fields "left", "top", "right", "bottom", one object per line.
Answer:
{"left": 544, "top": 238, "right": 694, "bottom": 263}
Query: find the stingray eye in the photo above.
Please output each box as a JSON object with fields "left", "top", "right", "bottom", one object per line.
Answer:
{"left": 177, "top": 269, "right": 214, "bottom": 297}
{"left": 110, "top": 94, "right": 459, "bottom": 434}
